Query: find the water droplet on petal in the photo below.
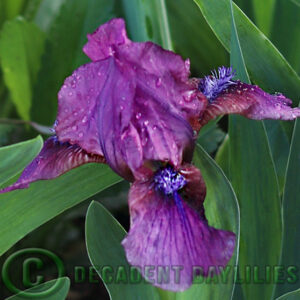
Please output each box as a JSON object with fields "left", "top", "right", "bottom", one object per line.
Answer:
{"left": 142, "top": 137, "right": 148, "bottom": 146}
{"left": 82, "top": 116, "right": 88, "bottom": 123}
{"left": 156, "top": 77, "right": 162, "bottom": 87}
{"left": 183, "top": 90, "right": 194, "bottom": 102}
{"left": 78, "top": 132, "right": 84, "bottom": 138}
{"left": 72, "top": 125, "right": 78, "bottom": 131}
{"left": 136, "top": 112, "right": 142, "bottom": 120}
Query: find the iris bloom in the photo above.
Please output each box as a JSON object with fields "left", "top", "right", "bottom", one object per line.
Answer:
{"left": 1, "top": 19, "right": 299, "bottom": 291}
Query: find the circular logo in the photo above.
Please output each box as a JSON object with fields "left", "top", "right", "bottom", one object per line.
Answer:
{"left": 2, "top": 248, "right": 65, "bottom": 298}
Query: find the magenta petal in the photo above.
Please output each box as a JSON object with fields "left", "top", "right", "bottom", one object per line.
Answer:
{"left": 97, "top": 59, "right": 196, "bottom": 180}
{"left": 180, "top": 164, "right": 206, "bottom": 215}
{"left": 83, "top": 18, "right": 130, "bottom": 61}
{"left": 0, "top": 137, "right": 104, "bottom": 193}
{"left": 82, "top": 18, "right": 206, "bottom": 123}
{"left": 56, "top": 59, "right": 114, "bottom": 156}
{"left": 116, "top": 42, "right": 207, "bottom": 122}
{"left": 58, "top": 19, "right": 207, "bottom": 180}
{"left": 122, "top": 180, "right": 235, "bottom": 291}
{"left": 199, "top": 81, "right": 300, "bottom": 127}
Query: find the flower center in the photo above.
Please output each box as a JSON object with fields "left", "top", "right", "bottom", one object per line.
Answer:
{"left": 153, "top": 166, "right": 186, "bottom": 195}
{"left": 198, "top": 66, "right": 236, "bottom": 102}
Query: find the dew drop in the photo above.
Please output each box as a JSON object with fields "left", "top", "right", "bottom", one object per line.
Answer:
{"left": 183, "top": 90, "right": 193, "bottom": 101}
{"left": 156, "top": 77, "right": 162, "bottom": 87}
{"left": 78, "top": 132, "right": 84, "bottom": 138}
{"left": 142, "top": 137, "right": 148, "bottom": 146}
{"left": 136, "top": 112, "right": 142, "bottom": 120}
{"left": 82, "top": 116, "right": 88, "bottom": 123}
{"left": 72, "top": 125, "right": 78, "bottom": 131}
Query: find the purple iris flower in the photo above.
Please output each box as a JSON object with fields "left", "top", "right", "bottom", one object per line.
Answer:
{"left": 1, "top": 18, "right": 299, "bottom": 291}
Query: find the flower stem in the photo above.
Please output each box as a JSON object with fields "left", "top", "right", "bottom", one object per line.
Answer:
{"left": 0, "top": 118, "right": 53, "bottom": 135}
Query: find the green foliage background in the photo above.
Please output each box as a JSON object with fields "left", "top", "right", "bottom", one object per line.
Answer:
{"left": 0, "top": 0, "right": 299, "bottom": 299}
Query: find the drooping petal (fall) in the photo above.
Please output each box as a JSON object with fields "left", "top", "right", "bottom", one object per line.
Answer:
{"left": 122, "top": 166, "right": 235, "bottom": 291}
{"left": 0, "top": 136, "right": 104, "bottom": 193}
{"left": 198, "top": 67, "right": 300, "bottom": 128}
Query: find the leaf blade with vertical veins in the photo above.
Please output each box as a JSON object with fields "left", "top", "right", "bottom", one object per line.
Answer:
{"left": 275, "top": 118, "right": 300, "bottom": 298}
{"left": 121, "top": 0, "right": 173, "bottom": 50}
{"left": 0, "top": 18, "right": 45, "bottom": 120}
{"left": 85, "top": 201, "right": 161, "bottom": 300}
{"left": 228, "top": 2, "right": 282, "bottom": 299}
{"left": 0, "top": 136, "right": 43, "bottom": 187}
{"left": 5, "top": 277, "right": 70, "bottom": 300}
{"left": 0, "top": 163, "right": 121, "bottom": 256}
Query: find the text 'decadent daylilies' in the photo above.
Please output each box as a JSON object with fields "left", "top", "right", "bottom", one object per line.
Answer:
{"left": 1, "top": 18, "right": 299, "bottom": 292}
